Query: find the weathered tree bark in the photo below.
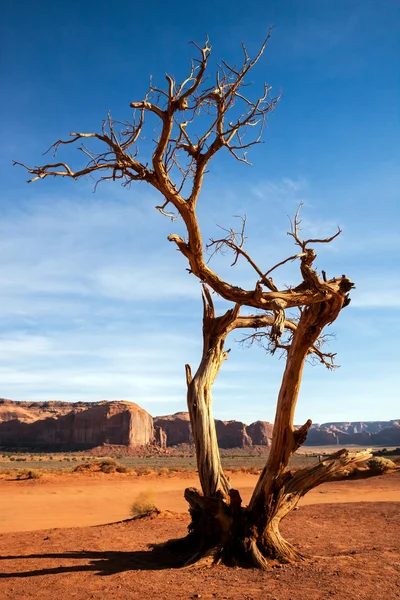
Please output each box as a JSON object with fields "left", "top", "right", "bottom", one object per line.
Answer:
{"left": 246, "top": 297, "right": 347, "bottom": 563}
{"left": 185, "top": 288, "right": 235, "bottom": 498}
{"left": 184, "top": 445, "right": 372, "bottom": 568}
{"left": 183, "top": 286, "right": 373, "bottom": 568}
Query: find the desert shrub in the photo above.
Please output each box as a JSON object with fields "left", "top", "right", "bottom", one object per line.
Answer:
{"left": 99, "top": 459, "right": 117, "bottom": 473}
{"left": 29, "top": 469, "right": 41, "bottom": 479}
{"left": 15, "top": 457, "right": 27, "bottom": 462}
{"left": 157, "top": 467, "right": 170, "bottom": 477}
{"left": 228, "top": 467, "right": 240, "bottom": 474}
{"left": 170, "top": 467, "right": 186, "bottom": 474}
{"left": 73, "top": 458, "right": 127, "bottom": 474}
{"left": 16, "top": 469, "right": 40, "bottom": 480}
{"left": 367, "top": 457, "right": 396, "bottom": 473}
{"left": 248, "top": 466, "right": 261, "bottom": 475}
{"left": 115, "top": 465, "right": 129, "bottom": 473}
{"left": 73, "top": 462, "right": 93, "bottom": 472}
{"left": 130, "top": 491, "right": 158, "bottom": 519}
{"left": 78, "top": 458, "right": 116, "bottom": 473}
{"left": 138, "top": 467, "right": 156, "bottom": 476}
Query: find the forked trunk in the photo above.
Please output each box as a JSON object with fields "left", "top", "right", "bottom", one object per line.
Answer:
{"left": 183, "top": 296, "right": 372, "bottom": 567}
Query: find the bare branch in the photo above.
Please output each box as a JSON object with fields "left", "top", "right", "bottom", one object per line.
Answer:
{"left": 155, "top": 199, "right": 178, "bottom": 221}
{"left": 16, "top": 35, "right": 354, "bottom": 320}
{"left": 262, "top": 253, "right": 306, "bottom": 278}
{"left": 206, "top": 216, "right": 279, "bottom": 293}
{"left": 239, "top": 316, "right": 338, "bottom": 369}
{"left": 288, "top": 203, "right": 342, "bottom": 251}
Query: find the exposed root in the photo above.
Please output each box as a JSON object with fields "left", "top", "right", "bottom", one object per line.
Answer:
{"left": 249, "top": 539, "right": 270, "bottom": 570}
{"left": 184, "top": 545, "right": 222, "bottom": 568}
{"left": 263, "top": 538, "right": 307, "bottom": 564}
{"left": 182, "top": 536, "right": 304, "bottom": 569}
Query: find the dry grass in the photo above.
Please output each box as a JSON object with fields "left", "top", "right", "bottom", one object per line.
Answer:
{"left": 73, "top": 459, "right": 130, "bottom": 474}
{"left": 367, "top": 457, "right": 396, "bottom": 473}
{"left": 227, "top": 465, "right": 261, "bottom": 475}
{"left": 16, "top": 469, "right": 41, "bottom": 480}
{"left": 157, "top": 467, "right": 171, "bottom": 477}
{"left": 130, "top": 490, "right": 159, "bottom": 519}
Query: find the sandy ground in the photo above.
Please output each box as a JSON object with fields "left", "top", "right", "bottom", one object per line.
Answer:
{"left": 0, "top": 472, "right": 398, "bottom": 599}
{"left": 0, "top": 499, "right": 399, "bottom": 600}
{"left": 0, "top": 470, "right": 398, "bottom": 533}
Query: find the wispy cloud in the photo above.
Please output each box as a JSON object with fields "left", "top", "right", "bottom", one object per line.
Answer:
{"left": 351, "top": 280, "right": 400, "bottom": 309}
{"left": 0, "top": 179, "right": 398, "bottom": 422}
{"left": 0, "top": 195, "right": 200, "bottom": 320}
{"left": 251, "top": 177, "right": 308, "bottom": 203}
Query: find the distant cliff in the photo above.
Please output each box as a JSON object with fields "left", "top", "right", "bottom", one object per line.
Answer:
{"left": 154, "top": 413, "right": 400, "bottom": 448}
{"left": 0, "top": 399, "right": 153, "bottom": 450}
{"left": 304, "top": 420, "right": 400, "bottom": 446}
{"left": 0, "top": 399, "right": 399, "bottom": 450}
{"left": 154, "top": 413, "right": 271, "bottom": 449}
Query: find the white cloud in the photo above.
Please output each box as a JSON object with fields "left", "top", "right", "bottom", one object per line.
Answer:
{"left": 351, "top": 278, "right": 400, "bottom": 309}
{"left": 0, "top": 181, "right": 398, "bottom": 422}
{"left": 0, "top": 333, "right": 52, "bottom": 356}
{"left": 338, "top": 232, "right": 400, "bottom": 255}
{"left": 0, "top": 195, "right": 200, "bottom": 320}
{"left": 92, "top": 263, "right": 199, "bottom": 301}
{"left": 251, "top": 177, "right": 308, "bottom": 201}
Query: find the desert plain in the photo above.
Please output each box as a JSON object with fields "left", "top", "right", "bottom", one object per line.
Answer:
{"left": 0, "top": 451, "right": 399, "bottom": 600}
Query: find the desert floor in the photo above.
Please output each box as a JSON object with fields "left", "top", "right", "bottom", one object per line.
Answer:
{"left": 0, "top": 471, "right": 399, "bottom": 599}
{"left": 0, "top": 470, "right": 399, "bottom": 533}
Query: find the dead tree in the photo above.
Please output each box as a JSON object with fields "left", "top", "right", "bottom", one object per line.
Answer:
{"left": 15, "top": 33, "right": 375, "bottom": 566}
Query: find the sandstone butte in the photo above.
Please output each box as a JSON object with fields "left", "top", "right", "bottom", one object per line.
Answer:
{"left": 0, "top": 399, "right": 153, "bottom": 450}
{"left": 0, "top": 399, "right": 399, "bottom": 450}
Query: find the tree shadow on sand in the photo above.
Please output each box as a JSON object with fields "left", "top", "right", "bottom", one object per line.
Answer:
{"left": 0, "top": 538, "right": 190, "bottom": 578}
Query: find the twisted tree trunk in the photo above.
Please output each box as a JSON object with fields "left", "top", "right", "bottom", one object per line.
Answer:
{"left": 246, "top": 300, "right": 342, "bottom": 563}
{"left": 185, "top": 288, "right": 237, "bottom": 500}
{"left": 183, "top": 293, "right": 373, "bottom": 568}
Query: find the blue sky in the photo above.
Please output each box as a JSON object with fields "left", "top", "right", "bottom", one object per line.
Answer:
{"left": 1, "top": 0, "right": 399, "bottom": 424}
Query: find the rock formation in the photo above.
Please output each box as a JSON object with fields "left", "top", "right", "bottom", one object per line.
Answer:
{"left": 154, "top": 412, "right": 254, "bottom": 449}
{"left": 246, "top": 421, "right": 274, "bottom": 446}
{"left": 0, "top": 399, "right": 399, "bottom": 450}
{"left": 215, "top": 419, "right": 253, "bottom": 448}
{"left": 320, "top": 420, "right": 399, "bottom": 434}
{"left": 302, "top": 420, "right": 400, "bottom": 447}
{"left": 0, "top": 399, "right": 153, "bottom": 450}
{"left": 153, "top": 412, "right": 193, "bottom": 446}
{"left": 154, "top": 425, "right": 167, "bottom": 450}
{"left": 153, "top": 413, "right": 270, "bottom": 449}
{"left": 303, "top": 427, "right": 339, "bottom": 446}
{"left": 0, "top": 399, "right": 86, "bottom": 423}
{"left": 368, "top": 425, "right": 400, "bottom": 446}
